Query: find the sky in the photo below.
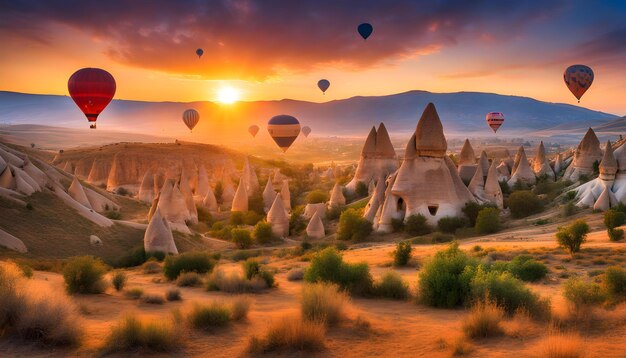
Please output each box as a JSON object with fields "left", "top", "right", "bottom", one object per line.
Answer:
{"left": 1, "top": 0, "right": 626, "bottom": 115}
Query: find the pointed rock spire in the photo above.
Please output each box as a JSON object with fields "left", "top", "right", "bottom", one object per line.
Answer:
{"left": 231, "top": 178, "right": 248, "bottom": 212}
{"left": 137, "top": 170, "right": 155, "bottom": 203}
{"left": 479, "top": 151, "right": 490, "bottom": 177}
{"left": 532, "top": 141, "right": 555, "bottom": 180}
{"left": 0, "top": 166, "right": 15, "bottom": 189}
{"left": 599, "top": 140, "right": 617, "bottom": 181}
{"left": 280, "top": 180, "right": 291, "bottom": 212}
{"left": 459, "top": 139, "right": 476, "bottom": 165}
{"left": 512, "top": 146, "right": 524, "bottom": 175}
{"left": 374, "top": 123, "right": 396, "bottom": 157}
{"left": 554, "top": 153, "right": 564, "bottom": 175}
{"left": 564, "top": 128, "right": 603, "bottom": 181}
{"left": 179, "top": 168, "right": 198, "bottom": 224}
{"left": 267, "top": 193, "right": 289, "bottom": 237}
{"left": 306, "top": 211, "right": 325, "bottom": 239}
{"left": 484, "top": 161, "right": 504, "bottom": 209}
{"left": 196, "top": 165, "right": 210, "bottom": 198}
{"left": 144, "top": 208, "right": 178, "bottom": 255}
{"left": 329, "top": 183, "right": 346, "bottom": 207}
{"left": 468, "top": 159, "right": 485, "bottom": 196}
{"left": 361, "top": 126, "right": 377, "bottom": 156}
{"left": 414, "top": 103, "right": 447, "bottom": 158}
{"left": 202, "top": 186, "right": 218, "bottom": 213}
{"left": 68, "top": 176, "right": 93, "bottom": 209}
{"left": 363, "top": 178, "right": 385, "bottom": 222}
{"left": 263, "top": 179, "right": 277, "bottom": 213}
{"left": 157, "top": 179, "right": 191, "bottom": 225}
{"left": 507, "top": 147, "right": 536, "bottom": 186}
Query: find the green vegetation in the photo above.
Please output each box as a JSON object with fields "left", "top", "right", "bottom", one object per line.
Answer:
{"left": 604, "top": 209, "right": 625, "bottom": 241}
{"left": 306, "top": 190, "right": 329, "bottom": 204}
{"left": 603, "top": 266, "right": 626, "bottom": 301}
{"left": 231, "top": 228, "right": 253, "bottom": 249}
{"left": 563, "top": 278, "right": 605, "bottom": 307}
{"left": 404, "top": 214, "right": 431, "bottom": 236}
{"left": 304, "top": 247, "right": 373, "bottom": 295}
{"left": 373, "top": 271, "right": 410, "bottom": 300}
{"left": 103, "top": 314, "right": 181, "bottom": 353}
{"left": 475, "top": 207, "right": 501, "bottom": 234}
{"left": 175, "top": 272, "right": 203, "bottom": 287}
{"left": 301, "top": 283, "right": 347, "bottom": 325}
{"left": 462, "top": 202, "right": 495, "bottom": 227}
{"left": 438, "top": 216, "right": 467, "bottom": 234}
{"left": 507, "top": 191, "right": 543, "bottom": 218}
{"left": 111, "top": 270, "right": 127, "bottom": 291}
{"left": 393, "top": 241, "right": 412, "bottom": 267}
{"left": 497, "top": 255, "right": 548, "bottom": 282}
{"left": 163, "top": 251, "right": 216, "bottom": 280}
{"left": 556, "top": 219, "right": 590, "bottom": 255}
{"left": 336, "top": 209, "right": 372, "bottom": 242}
{"left": 63, "top": 256, "right": 108, "bottom": 294}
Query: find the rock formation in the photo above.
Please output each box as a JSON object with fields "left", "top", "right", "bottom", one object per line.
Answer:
{"left": 507, "top": 146, "right": 536, "bottom": 186}
{"left": 196, "top": 165, "right": 210, "bottom": 199}
{"left": 68, "top": 176, "right": 93, "bottom": 209}
{"left": 231, "top": 178, "right": 248, "bottom": 212}
{"left": 532, "top": 141, "right": 555, "bottom": 180}
{"left": 137, "top": 170, "right": 155, "bottom": 203}
{"left": 0, "top": 165, "right": 15, "bottom": 189}
{"left": 457, "top": 139, "right": 477, "bottom": 183}
{"left": 563, "top": 128, "right": 603, "bottom": 181}
{"left": 202, "top": 186, "right": 219, "bottom": 214}
{"left": 574, "top": 140, "right": 621, "bottom": 210}
{"left": 303, "top": 203, "right": 326, "bottom": 219}
{"left": 363, "top": 179, "right": 386, "bottom": 222}
{"left": 90, "top": 235, "right": 102, "bottom": 246}
{"left": 157, "top": 179, "right": 191, "bottom": 226}
{"left": 306, "top": 211, "right": 325, "bottom": 239}
{"left": 241, "top": 157, "right": 260, "bottom": 196}
{"left": 86, "top": 159, "right": 110, "bottom": 186}
{"left": 377, "top": 103, "right": 476, "bottom": 230}
{"left": 262, "top": 179, "right": 277, "bottom": 213}
{"left": 267, "top": 193, "right": 289, "bottom": 237}
{"left": 346, "top": 123, "right": 398, "bottom": 192}
{"left": 554, "top": 153, "right": 564, "bottom": 175}
{"left": 144, "top": 209, "right": 178, "bottom": 255}
{"left": 478, "top": 151, "right": 490, "bottom": 178}
{"left": 328, "top": 183, "right": 346, "bottom": 208}
{"left": 179, "top": 168, "right": 198, "bottom": 224}
{"left": 496, "top": 160, "right": 510, "bottom": 181}
{"left": 0, "top": 228, "right": 27, "bottom": 253}
{"left": 484, "top": 161, "right": 504, "bottom": 208}
{"left": 280, "top": 180, "right": 291, "bottom": 212}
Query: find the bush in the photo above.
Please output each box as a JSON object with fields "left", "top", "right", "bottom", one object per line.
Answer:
{"left": 163, "top": 251, "right": 215, "bottom": 280}
{"left": 432, "top": 232, "right": 454, "bottom": 243}
{"left": 111, "top": 271, "right": 127, "bottom": 291}
{"left": 116, "top": 246, "right": 148, "bottom": 268}
{"left": 187, "top": 302, "right": 231, "bottom": 330}
{"left": 230, "top": 211, "right": 245, "bottom": 225}
{"left": 175, "top": 272, "right": 203, "bottom": 287}
{"left": 105, "top": 210, "right": 121, "bottom": 220}
{"left": 336, "top": 209, "right": 372, "bottom": 242}
{"left": 103, "top": 314, "right": 181, "bottom": 353}
{"left": 404, "top": 214, "right": 431, "bottom": 236}
{"left": 205, "top": 269, "right": 269, "bottom": 293}
{"left": 462, "top": 300, "right": 504, "bottom": 339}
{"left": 438, "top": 216, "right": 467, "bottom": 234}
{"left": 62, "top": 256, "right": 108, "bottom": 294}
{"left": 563, "top": 277, "right": 605, "bottom": 308}
{"left": 244, "top": 211, "right": 263, "bottom": 226}
{"left": 166, "top": 289, "right": 181, "bottom": 301}
{"left": 231, "top": 228, "right": 253, "bottom": 249}
{"left": 306, "top": 190, "right": 329, "bottom": 204}
{"left": 390, "top": 218, "right": 405, "bottom": 232}
{"left": 508, "top": 191, "right": 543, "bottom": 218}
{"left": 602, "top": 266, "right": 626, "bottom": 301}
{"left": 393, "top": 241, "right": 412, "bottom": 267}
{"left": 289, "top": 205, "right": 307, "bottom": 236}
{"left": 142, "top": 293, "right": 165, "bottom": 304}
{"left": 563, "top": 202, "right": 576, "bottom": 217}
{"left": 373, "top": 271, "right": 410, "bottom": 300}
{"left": 304, "top": 248, "right": 373, "bottom": 295}
{"left": 470, "top": 267, "right": 549, "bottom": 318}
{"left": 609, "top": 228, "right": 625, "bottom": 241}
{"left": 197, "top": 206, "right": 212, "bottom": 224}
{"left": 506, "top": 255, "right": 549, "bottom": 282}
{"left": 253, "top": 221, "right": 274, "bottom": 244}
{"left": 301, "top": 283, "right": 347, "bottom": 325}
{"left": 355, "top": 181, "right": 369, "bottom": 198}
{"left": 418, "top": 242, "right": 476, "bottom": 308}
{"left": 242, "top": 259, "right": 275, "bottom": 287}
{"left": 287, "top": 268, "right": 305, "bottom": 281}
{"left": 116, "top": 187, "right": 130, "bottom": 196}
{"left": 247, "top": 317, "right": 325, "bottom": 353}
{"left": 142, "top": 260, "right": 162, "bottom": 274}
{"left": 124, "top": 287, "right": 144, "bottom": 299}
{"left": 462, "top": 202, "right": 495, "bottom": 227}
{"left": 556, "top": 220, "right": 590, "bottom": 255}
{"left": 475, "top": 208, "right": 501, "bottom": 234}
{"left": 231, "top": 297, "right": 252, "bottom": 321}
{"left": 605, "top": 209, "right": 625, "bottom": 241}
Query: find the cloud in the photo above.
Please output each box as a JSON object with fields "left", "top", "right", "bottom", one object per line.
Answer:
{"left": 0, "top": 0, "right": 567, "bottom": 80}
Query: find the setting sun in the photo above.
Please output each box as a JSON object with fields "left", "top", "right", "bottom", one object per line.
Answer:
{"left": 216, "top": 86, "right": 240, "bottom": 104}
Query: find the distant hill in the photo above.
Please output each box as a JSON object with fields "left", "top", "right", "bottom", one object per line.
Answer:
{"left": 0, "top": 90, "right": 617, "bottom": 143}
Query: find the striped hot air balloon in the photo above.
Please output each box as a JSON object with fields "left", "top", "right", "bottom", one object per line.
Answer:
{"left": 267, "top": 115, "right": 301, "bottom": 152}
{"left": 182, "top": 109, "right": 200, "bottom": 132}
{"left": 302, "top": 126, "right": 311, "bottom": 137}
{"left": 486, "top": 112, "right": 504, "bottom": 133}
{"left": 564, "top": 65, "right": 594, "bottom": 102}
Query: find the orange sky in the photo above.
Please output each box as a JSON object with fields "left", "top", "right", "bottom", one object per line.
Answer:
{"left": 1, "top": 1, "right": 625, "bottom": 115}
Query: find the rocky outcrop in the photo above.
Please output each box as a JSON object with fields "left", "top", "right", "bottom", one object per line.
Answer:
{"left": 508, "top": 146, "right": 536, "bottom": 186}
{"left": 363, "top": 179, "right": 386, "bottom": 222}
{"left": 231, "top": 178, "right": 248, "bottom": 212}
{"left": 0, "top": 228, "right": 27, "bottom": 253}
{"left": 484, "top": 161, "right": 504, "bottom": 209}
{"left": 458, "top": 139, "right": 477, "bottom": 183}
{"left": 532, "top": 141, "right": 555, "bottom": 180}
{"left": 137, "top": 170, "right": 155, "bottom": 203}
{"left": 346, "top": 123, "right": 398, "bottom": 191}
{"left": 328, "top": 183, "right": 346, "bottom": 208}
{"left": 202, "top": 186, "right": 219, "bottom": 213}
{"left": 280, "top": 180, "right": 291, "bottom": 212}
{"left": 196, "top": 165, "right": 210, "bottom": 199}
{"left": 563, "top": 128, "right": 603, "bottom": 181}
{"left": 241, "top": 157, "right": 260, "bottom": 196}
{"left": 575, "top": 140, "right": 621, "bottom": 210}
{"left": 68, "top": 176, "right": 93, "bottom": 209}
{"left": 263, "top": 179, "right": 277, "bottom": 213}
{"left": 267, "top": 193, "right": 289, "bottom": 237}
{"left": 303, "top": 203, "right": 326, "bottom": 219}
{"left": 306, "top": 211, "right": 325, "bottom": 239}
{"left": 144, "top": 209, "right": 178, "bottom": 255}
{"left": 157, "top": 179, "right": 191, "bottom": 226}
{"left": 179, "top": 168, "right": 198, "bottom": 224}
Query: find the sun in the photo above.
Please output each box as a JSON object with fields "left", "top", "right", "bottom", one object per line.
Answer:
{"left": 216, "top": 86, "right": 240, "bottom": 104}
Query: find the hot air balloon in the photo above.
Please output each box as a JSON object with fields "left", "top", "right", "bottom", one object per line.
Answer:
{"left": 248, "top": 125, "right": 259, "bottom": 138}
{"left": 267, "top": 115, "right": 301, "bottom": 152}
{"left": 317, "top": 79, "right": 330, "bottom": 94}
{"left": 564, "top": 65, "right": 594, "bottom": 102}
{"left": 358, "top": 23, "right": 373, "bottom": 40}
{"left": 302, "top": 126, "right": 311, "bottom": 138}
{"left": 68, "top": 68, "right": 116, "bottom": 129}
{"left": 182, "top": 109, "right": 200, "bottom": 132}
{"left": 196, "top": 48, "right": 204, "bottom": 59}
{"left": 486, "top": 112, "right": 505, "bottom": 133}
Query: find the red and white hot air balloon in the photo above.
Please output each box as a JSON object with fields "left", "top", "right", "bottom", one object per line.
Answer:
{"left": 486, "top": 112, "right": 504, "bottom": 133}
{"left": 68, "top": 68, "right": 116, "bottom": 129}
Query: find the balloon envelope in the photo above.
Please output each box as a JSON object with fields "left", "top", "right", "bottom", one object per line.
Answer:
{"left": 182, "top": 109, "right": 200, "bottom": 132}
{"left": 358, "top": 23, "right": 373, "bottom": 40}
{"left": 196, "top": 48, "right": 204, "bottom": 58}
{"left": 302, "top": 126, "right": 311, "bottom": 137}
{"left": 317, "top": 79, "right": 330, "bottom": 94}
{"left": 267, "top": 115, "right": 301, "bottom": 152}
{"left": 248, "top": 125, "right": 260, "bottom": 138}
{"left": 68, "top": 68, "right": 116, "bottom": 127}
{"left": 486, "top": 112, "right": 505, "bottom": 133}
{"left": 564, "top": 65, "right": 594, "bottom": 101}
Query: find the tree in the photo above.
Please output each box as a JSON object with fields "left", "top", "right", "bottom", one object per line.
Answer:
{"left": 556, "top": 220, "right": 590, "bottom": 255}
{"left": 604, "top": 209, "right": 625, "bottom": 241}
{"left": 475, "top": 208, "right": 501, "bottom": 234}
{"left": 507, "top": 191, "right": 543, "bottom": 218}
{"left": 214, "top": 181, "right": 224, "bottom": 204}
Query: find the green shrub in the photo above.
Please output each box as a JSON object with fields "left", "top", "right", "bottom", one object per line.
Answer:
{"left": 563, "top": 277, "right": 605, "bottom": 307}
{"left": 163, "top": 251, "right": 215, "bottom": 280}
{"left": 355, "top": 181, "right": 369, "bottom": 198}
{"left": 105, "top": 210, "right": 121, "bottom": 220}
{"left": 462, "top": 202, "right": 495, "bottom": 226}
{"left": 325, "top": 205, "right": 343, "bottom": 220}
{"left": 306, "top": 190, "right": 329, "bottom": 204}
{"left": 393, "top": 241, "right": 412, "bottom": 267}
{"left": 197, "top": 206, "right": 212, "bottom": 224}
{"left": 470, "top": 267, "right": 549, "bottom": 318}
{"left": 373, "top": 271, "right": 410, "bottom": 300}
{"left": 508, "top": 191, "right": 543, "bottom": 218}
{"left": 304, "top": 248, "right": 373, "bottom": 295}
{"left": 475, "top": 208, "right": 501, "bottom": 234}
{"left": 231, "top": 228, "right": 253, "bottom": 249}
{"left": 243, "top": 259, "right": 261, "bottom": 280}
{"left": 609, "top": 228, "right": 625, "bottom": 241}
{"left": 605, "top": 209, "right": 625, "bottom": 241}
{"left": 390, "top": 218, "right": 404, "bottom": 232}
{"left": 244, "top": 211, "right": 263, "bottom": 226}
{"left": 116, "top": 246, "right": 148, "bottom": 268}
{"left": 556, "top": 220, "right": 590, "bottom": 255}
{"left": 506, "top": 256, "right": 548, "bottom": 282}
{"left": 103, "top": 314, "right": 181, "bottom": 353}
{"left": 230, "top": 211, "right": 245, "bottom": 225}
{"left": 404, "top": 214, "right": 431, "bottom": 236}
{"left": 418, "top": 242, "right": 477, "bottom": 308}
{"left": 111, "top": 271, "right": 127, "bottom": 291}
{"left": 438, "top": 216, "right": 467, "bottom": 234}
{"left": 563, "top": 202, "right": 576, "bottom": 217}
{"left": 603, "top": 266, "right": 626, "bottom": 300}
{"left": 253, "top": 221, "right": 275, "bottom": 244}
{"left": 166, "top": 289, "right": 181, "bottom": 301}
{"left": 63, "top": 256, "right": 108, "bottom": 294}
{"left": 175, "top": 272, "right": 203, "bottom": 287}
{"left": 289, "top": 206, "right": 307, "bottom": 236}
{"left": 187, "top": 302, "right": 231, "bottom": 330}
{"left": 142, "top": 293, "right": 165, "bottom": 304}
{"left": 124, "top": 287, "right": 144, "bottom": 299}
{"left": 336, "top": 209, "right": 372, "bottom": 242}
{"left": 116, "top": 187, "right": 130, "bottom": 196}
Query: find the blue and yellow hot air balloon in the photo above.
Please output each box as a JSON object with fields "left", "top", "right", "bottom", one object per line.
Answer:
{"left": 267, "top": 115, "right": 301, "bottom": 152}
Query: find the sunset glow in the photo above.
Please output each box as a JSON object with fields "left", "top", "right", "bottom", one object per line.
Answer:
{"left": 216, "top": 87, "right": 240, "bottom": 104}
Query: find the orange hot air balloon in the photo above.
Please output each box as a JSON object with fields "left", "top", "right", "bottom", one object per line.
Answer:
{"left": 486, "top": 112, "right": 504, "bottom": 133}
{"left": 248, "top": 125, "right": 259, "bottom": 138}
{"left": 68, "top": 68, "right": 116, "bottom": 129}
{"left": 564, "top": 65, "right": 594, "bottom": 102}
{"left": 182, "top": 109, "right": 200, "bottom": 132}
{"left": 302, "top": 126, "right": 311, "bottom": 137}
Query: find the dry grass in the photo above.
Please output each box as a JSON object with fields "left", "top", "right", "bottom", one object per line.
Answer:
{"left": 205, "top": 269, "right": 267, "bottom": 293}
{"left": 124, "top": 287, "right": 144, "bottom": 299}
{"left": 142, "top": 293, "right": 166, "bottom": 304}
{"left": 503, "top": 308, "right": 536, "bottom": 339}
{"left": 175, "top": 271, "right": 203, "bottom": 287}
{"left": 539, "top": 332, "right": 585, "bottom": 358}
{"left": 287, "top": 268, "right": 305, "bottom": 281}
{"left": 187, "top": 301, "right": 232, "bottom": 330}
{"left": 166, "top": 288, "right": 182, "bottom": 301}
{"left": 231, "top": 296, "right": 252, "bottom": 321}
{"left": 301, "top": 283, "right": 348, "bottom": 326}
{"left": 142, "top": 260, "right": 162, "bottom": 274}
{"left": 103, "top": 313, "right": 182, "bottom": 353}
{"left": 462, "top": 300, "right": 504, "bottom": 339}
{"left": 451, "top": 335, "right": 473, "bottom": 356}
{"left": 247, "top": 316, "right": 325, "bottom": 353}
